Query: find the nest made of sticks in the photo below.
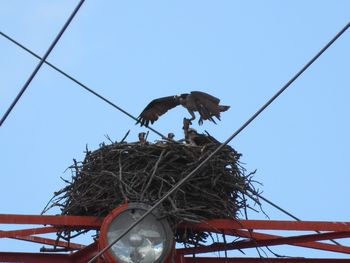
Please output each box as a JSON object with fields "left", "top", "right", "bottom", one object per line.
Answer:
{"left": 45, "top": 136, "right": 259, "bottom": 244}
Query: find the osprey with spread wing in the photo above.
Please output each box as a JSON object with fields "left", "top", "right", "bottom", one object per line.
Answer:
{"left": 136, "top": 91, "right": 230, "bottom": 126}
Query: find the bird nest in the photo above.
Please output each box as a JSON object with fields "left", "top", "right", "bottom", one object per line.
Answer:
{"left": 45, "top": 135, "right": 259, "bottom": 244}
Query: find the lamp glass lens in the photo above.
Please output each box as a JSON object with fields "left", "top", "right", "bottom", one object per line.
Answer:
{"left": 106, "top": 208, "right": 168, "bottom": 263}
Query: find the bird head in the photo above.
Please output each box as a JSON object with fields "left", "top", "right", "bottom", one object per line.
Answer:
{"left": 138, "top": 132, "right": 146, "bottom": 141}
{"left": 167, "top": 133, "right": 175, "bottom": 139}
{"left": 174, "top": 94, "right": 188, "bottom": 104}
{"left": 187, "top": 128, "right": 198, "bottom": 135}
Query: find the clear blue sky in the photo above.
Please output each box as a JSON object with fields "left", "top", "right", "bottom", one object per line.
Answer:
{"left": 1, "top": 0, "right": 350, "bottom": 258}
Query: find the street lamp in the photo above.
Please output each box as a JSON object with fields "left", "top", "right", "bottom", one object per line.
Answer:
{"left": 100, "top": 203, "right": 174, "bottom": 263}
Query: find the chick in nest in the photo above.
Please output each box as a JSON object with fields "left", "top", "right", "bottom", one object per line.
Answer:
{"left": 138, "top": 132, "right": 148, "bottom": 145}
{"left": 186, "top": 129, "right": 220, "bottom": 146}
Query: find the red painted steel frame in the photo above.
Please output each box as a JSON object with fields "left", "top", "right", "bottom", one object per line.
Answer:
{"left": 1, "top": 214, "right": 350, "bottom": 262}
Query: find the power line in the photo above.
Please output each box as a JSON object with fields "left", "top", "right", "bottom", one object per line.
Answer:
{"left": 88, "top": 20, "right": 350, "bottom": 263}
{"left": 0, "top": 0, "right": 86, "bottom": 127}
{"left": 0, "top": 31, "right": 169, "bottom": 140}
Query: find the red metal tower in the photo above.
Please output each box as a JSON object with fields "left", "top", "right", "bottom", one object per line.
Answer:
{"left": 2, "top": 207, "right": 350, "bottom": 262}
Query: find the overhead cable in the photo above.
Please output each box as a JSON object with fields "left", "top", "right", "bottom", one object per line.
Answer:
{"left": 0, "top": 31, "right": 169, "bottom": 140}
{"left": 0, "top": 0, "right": 86, "bottom": 127}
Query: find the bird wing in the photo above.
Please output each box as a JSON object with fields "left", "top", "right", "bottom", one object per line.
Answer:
{"left": 137, "top": 96, "right": 179, "bottom": 126}
{"left": 190, "top": 91, "right": 220, "bottom": 104}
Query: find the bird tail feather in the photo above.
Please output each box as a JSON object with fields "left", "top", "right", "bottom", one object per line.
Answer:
{"left": 219, "top": 105, "right": 230, "bottom": 112}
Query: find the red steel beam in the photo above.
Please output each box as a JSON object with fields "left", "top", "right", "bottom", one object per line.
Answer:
{"left": 233, "top": 231, "right": 350, "bottom": 250}
{"left": 183, "top": 219, "right": 350, "bottom": 232}
{"left": 180, "top": 257, "right": 350, "bottom": 263}
{"left": 12, "top": 235, "right": 85, "bottom": 250}
{"left": 3, "top": 215, "right": 350, "bottom": 261}
{"left": 2, "top": 215, "right": 350, "bottom": 232}
{"left": 0, "top": 243, "right": 101, "bottom": 263}
{"left": 0, "top": 226, "right": 84, "bottom": 249}
{"left": 0, "top": 214, "right": 102, "bottom": 227}
{"left": 178, "top": 231, "right": 350, "bottom": 255}
{"left": 234, "top": 229, "right": 350, "bottom": 254}
{"left": 0, "top": 226, "right": 58, "bottom": 238}
{"left": 0, "top": 252, "right": 71, "bottom": 263}
{"left": 69, "top": 242, "right": 102, "bottom": 263}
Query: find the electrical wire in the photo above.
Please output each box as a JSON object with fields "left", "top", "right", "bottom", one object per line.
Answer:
{"left": 0, "top": 0, "right": 86, "bottom": 127}
{"left": 0, "top": 31, "right": 169, "bottom": 140}
{"left": 88, "top": 20, "right": 350, "bottom": 263}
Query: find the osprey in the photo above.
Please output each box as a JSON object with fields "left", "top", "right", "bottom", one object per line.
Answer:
{"left": 136, "top": 91, "right": 230, "bottom": 126}
{"left": 186, "top": 129, "right": 237, "bottom": 155}
{"left": 186, "top": 128, "right": 220, "bottom": 146}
